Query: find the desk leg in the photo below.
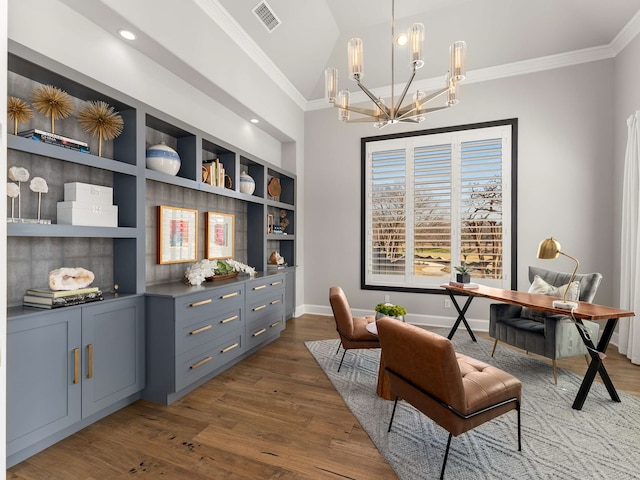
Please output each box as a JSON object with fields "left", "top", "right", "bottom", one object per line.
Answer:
{"left": 377, "top": 353, "right": 394, "bottom": 400}
{"left": 572, "top": 318, "right": 620, "bottom": 410}
{"left": 446, "top": 291, "right": 477, "bottom": 342}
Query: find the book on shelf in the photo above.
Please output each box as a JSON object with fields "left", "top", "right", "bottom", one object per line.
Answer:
{"left": 27, "top": 134, "right": 91, "bottom": 154}
{"left": 266, "top": 264, "right": 286, "bottom": 270}
{"left": 19, "top": 128, "right": 89, "bottom": 147}
{"left": 448, "top": 281, "right": 480, "bottom": 289}
{"left": 23, "top": 290, "right": 104, "bottom": 309}
{"left": 26, "top": 286, "right": 100, "bottom": 298}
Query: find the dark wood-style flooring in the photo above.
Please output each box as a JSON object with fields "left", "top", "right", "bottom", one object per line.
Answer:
{"left": 7, "top": 314, "right": 640, "bottom": 479}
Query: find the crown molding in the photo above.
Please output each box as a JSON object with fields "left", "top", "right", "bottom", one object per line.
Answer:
{"left": 610, "top": 8, "right": 640, "bottom": 55}
{"left": 194, "top": 0, "right": 307, "bottom": 111}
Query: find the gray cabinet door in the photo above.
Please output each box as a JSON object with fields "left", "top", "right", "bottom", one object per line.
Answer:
{"left": 7, "top": 309, "right": 82, "bottom": 456}
{"left": 81, "top": 297, "right": 145, "bottom": 418}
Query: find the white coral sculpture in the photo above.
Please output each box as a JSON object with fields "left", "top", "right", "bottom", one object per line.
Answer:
{"left": 8, "top": 166, "right": 30, "bottom": 219}
{"left": 29, "top": 177, "right": 49, "bottom": 221}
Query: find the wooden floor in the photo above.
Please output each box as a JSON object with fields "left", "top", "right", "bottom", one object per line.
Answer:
{"left": 7, "top": 314, "right": 640, "bottom": 479}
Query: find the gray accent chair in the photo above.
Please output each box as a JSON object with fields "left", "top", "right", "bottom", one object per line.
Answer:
{"left": 489, "top": 266, "right": 602, "bottom": 384}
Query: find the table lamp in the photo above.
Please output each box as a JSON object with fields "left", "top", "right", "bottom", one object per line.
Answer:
{"left": 536, "top": 237, "right": 579, "bottom": 309}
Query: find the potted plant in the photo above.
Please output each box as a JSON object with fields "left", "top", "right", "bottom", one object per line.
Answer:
{"left": 454, "top": 263, "right": 473, "bottom": 284}
{"left": 374, "top": 302, "right": 407, "bottom": 321}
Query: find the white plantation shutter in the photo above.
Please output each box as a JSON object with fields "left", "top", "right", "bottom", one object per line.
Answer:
{"left": 363, "top": 121, "right": 513, "bottom": 290}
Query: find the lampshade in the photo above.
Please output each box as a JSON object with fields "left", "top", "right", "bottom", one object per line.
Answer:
{"left": 450, "top": 41, "right": 467, "bottom": 82}
{"left": 537, "top": 237, "right": 561, "bottom": 260}
{"left": 408, "top": 23, "right": 425, "bottom": 69}
{"left": 325, "top": 67, "right": 338, "bottom": 104}
{"left": 348, "top": 38, "right": 363, "bottom": 80}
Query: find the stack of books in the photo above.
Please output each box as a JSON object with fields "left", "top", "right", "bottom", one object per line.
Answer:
{"left": 202, "top": 159, "right": 226, "bottom": 187}
{"left": 19, "top": 129, "right": 91, "bottom": 154}
{"left": 23, "top": 286, "right": 104, "bottom": 309}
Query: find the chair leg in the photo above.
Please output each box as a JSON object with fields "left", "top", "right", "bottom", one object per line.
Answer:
{"left": 440, "top": 433, "right": 453, "bottom": 480}
{"left": 335, "top": 342, "right": 341, "bottom": 355}
{"left": 337, "top": 349, "right": 347, "bottom": 372}
{"left": 552, "top": 360, "right": 558, "bottom": 385}
{"left": 387, "top": 397, "right": 399, "bottom": 432}
{"left": 491, "top": 338, "right": 499, "bottom": 357}
{"left": 517, "top": 403, "right": 522, "bottom": 451}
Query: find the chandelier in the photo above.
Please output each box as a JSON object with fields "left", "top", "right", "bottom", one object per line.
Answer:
{"left": 324, "top": 0, "right": 466, "bottom": 128}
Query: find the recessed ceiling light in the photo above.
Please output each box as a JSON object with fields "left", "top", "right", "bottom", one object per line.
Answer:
{"left": 118, "top": 29, "right": 136, "bottom": 41}
{"left": 250, "top": 118, "right": 259, "bottom": 124}
{"left": 395, "top": 33, "right": 408, "bottom": 46}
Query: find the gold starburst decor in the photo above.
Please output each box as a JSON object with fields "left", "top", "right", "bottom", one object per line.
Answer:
{"left": 77, "top": 100, "right": 124, "bottom": 157}
{"left": 31, "top": 85, "right": 74, "bottom": 133}
{"left": 7, "top": 96, "right": 33, "bottom": 135}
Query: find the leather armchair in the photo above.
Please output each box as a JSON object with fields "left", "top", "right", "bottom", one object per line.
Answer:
{"left": 377, "top": 318, "right": 521, "bottom": 479}
{"left": 329, "top": 286, "right": 379, "bottom": 371}
{"left": 489, "top": 266, "right": 602, "bottom": 384}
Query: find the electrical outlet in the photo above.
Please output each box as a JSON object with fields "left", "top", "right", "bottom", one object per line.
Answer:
{"left": 384, "top": 295, "right": 390, "bottom": 303}
{"left": 444, "top": 299, "right": 451, "bottom": 308}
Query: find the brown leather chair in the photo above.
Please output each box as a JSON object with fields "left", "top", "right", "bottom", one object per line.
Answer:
{"left": 329, "top": 286, "right": 380, "bottom": 371}
{"left": 376, "top": 318, "right": 522, "bottom": 479}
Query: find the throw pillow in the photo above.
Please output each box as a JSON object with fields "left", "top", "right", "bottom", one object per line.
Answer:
{"left": 521, "top": 275, "right": 580, "bottom": 320}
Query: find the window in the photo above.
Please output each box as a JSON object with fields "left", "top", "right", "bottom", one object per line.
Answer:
{"left": 361, "top": 119, "right": 517, "bottom": 292}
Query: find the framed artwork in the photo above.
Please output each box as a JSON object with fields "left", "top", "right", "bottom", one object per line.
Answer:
{"left": 205, "top": 211, "right": 234, "bottom": 259}
{"left": 157, "top": 205, "right": 198, "bottom": 264}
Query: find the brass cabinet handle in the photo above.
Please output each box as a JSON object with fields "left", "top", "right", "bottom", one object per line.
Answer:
{"left": 253, "top": 285, "right": 266, "bottom": 291}
{"left": 189, "top": 324, "right": 212, "bottom": 335}
{"left": 190, "top": 298, "right": 212, "bottom": 308}
{"left": 87, "top": 344, "right": 93, "bottom": 379}
{"left": 73, "top": 348, "right": 80, "bottom": 384}
{"left": 270, "top": 320, "right": 282, "bottom": 328}
{"left": 221, "top": 292, "right": 239, "bottom": 299}
{"left": 220, "top": 315, "right": 239, "bottom": 324}
{"left": 189, "top": 356, "right": 212, "bottom": 370}
{"left": 252, "top": 328, "right": 267, "bottom": 337}
{"left": 253, "top": 304, "right": 266, "bottom": 312}
{"left": 271, "top": 281, "right": 283, "bottom": 286}
{"left": 270, "top": 299, "right": 281, "bottom": 305}
{"left": 221, "top": 342, "right": 239, "bottom": 353}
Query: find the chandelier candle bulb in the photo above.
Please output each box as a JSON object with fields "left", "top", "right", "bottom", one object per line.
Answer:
{"left": 338, "top": 90, "right": 350, "bottom": 121}
{"left": 325, "top": 67, "right": 338, "bottom": 103}
{"left": 447, "top": 75, "right": 459, "bottom": 106}
{"left": 348, "top": 38, "right": 364, "bottom": 79}
{"left": 450, "top": 41, "right": 467, "bottom": 82}
{"left": 409, "top": 23, "right": 425, "bottom": 68}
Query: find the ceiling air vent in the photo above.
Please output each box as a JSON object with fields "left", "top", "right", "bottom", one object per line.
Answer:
{"left": 252, "top": 1, "right": 281, "bottom": 32}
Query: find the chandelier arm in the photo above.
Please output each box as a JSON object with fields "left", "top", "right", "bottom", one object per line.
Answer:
{"left": 398, "top": 106, "right": 450, "bottom": 122}
{"left": 332, "top": 103, "right": 381, "bottom": 117}
{"left": 393, "top": 67, "right": 417, "bottom": 114}
{"left": 345, "top": 117, "right": 385, "bottom": 123}
{"left": 355, "top": 79, "right": 392, "bottom": 118}
{"left": 396, "top": 86, "right": 450, "bottom": 117}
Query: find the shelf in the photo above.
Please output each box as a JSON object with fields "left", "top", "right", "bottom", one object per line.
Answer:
{"left": 266, "top": 234, "right": 295, "bottom": 241}
{"left": 8, "top": 135, "right": 138, "bottom": 177}
{"left": 8, "top": 223, "right": 138, "bottom": 238}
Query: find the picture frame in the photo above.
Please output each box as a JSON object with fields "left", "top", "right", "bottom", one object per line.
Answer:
{"left": 157, "top": 205, "right": 198, "bottom": 264}
{"left": 267, "top": 214, "right": 274, "bottom": 234}
{"left": 205, "top": 211, "right": 235, "bottom": 259}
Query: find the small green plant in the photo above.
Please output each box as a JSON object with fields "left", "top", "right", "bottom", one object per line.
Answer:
{"left": 375, "top": 302, "right": 407, "bottom": 317}
{"left": 454, "top": 262, "right": 473, "bottom": 274}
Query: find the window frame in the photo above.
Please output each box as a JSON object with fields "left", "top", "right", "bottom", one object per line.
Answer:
{"left": 360, "top": 118, "right": 518, "bottom": 294}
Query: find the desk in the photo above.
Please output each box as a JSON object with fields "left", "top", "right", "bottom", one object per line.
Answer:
{"left": 441, "top": 283, "right": 635, "bottom": 410}
{"left": 366, "top": 322, "right": 394, "bottom": 400}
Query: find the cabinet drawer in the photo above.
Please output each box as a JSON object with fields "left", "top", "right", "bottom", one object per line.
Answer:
{"left": 246, "top": 290, "right": 284, "bottom": 324}
{"left": 246, "top": 276, "right": 285, "bottom": 298}
{"left": 175, "top": 284, "right": 244, "bottom": 327}
{"left": 175, "top": 331, "right": 244, "bottom": 392}
{"left": 176, "top": 306, "right": 243, "bottom": 355}
{"left": 246, "top": 314, "right": 284, "bottom": 351}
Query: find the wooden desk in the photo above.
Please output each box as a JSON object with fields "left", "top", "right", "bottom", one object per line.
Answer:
{"left": 441, "top": 283, "right": 635, "bottom": 410}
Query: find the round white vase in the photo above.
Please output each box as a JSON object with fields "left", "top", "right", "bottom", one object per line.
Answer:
{"left": 146, "top": 143, "right": 181, "bottom": 176}
{"left": 239, "top": 170, "right": 255, "bottom": 195}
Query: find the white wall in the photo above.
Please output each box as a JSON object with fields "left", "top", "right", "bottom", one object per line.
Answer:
{"left": 613, "top": 34, "right": 640, "bottom": 301}
{"left": 304, "top": 60, "right": 616, "bottom": 323}
{"left": 1, "top": 0, "right": 8, "bottom": 474}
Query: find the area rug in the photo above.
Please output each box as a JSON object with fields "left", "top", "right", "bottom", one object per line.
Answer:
{"left": 305, "top": 332, "right": 640, "bottom": 480}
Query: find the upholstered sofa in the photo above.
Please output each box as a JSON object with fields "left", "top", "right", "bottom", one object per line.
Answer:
{"left": 489, "top": 266, "right": 602, "bottom": 383}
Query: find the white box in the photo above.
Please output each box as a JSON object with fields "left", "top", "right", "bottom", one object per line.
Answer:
{"left": 64, "top": 182, "right": 113, "bottom": 205}
{"left": 57, "top": 201, "right": 118, "bottom": 227}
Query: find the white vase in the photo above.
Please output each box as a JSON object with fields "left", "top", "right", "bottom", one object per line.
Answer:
{"left": 146, "top": 142, "right": 181, "bottom": 176}
{"left": 239, "top": 170, "right": 255, "bottom": 195}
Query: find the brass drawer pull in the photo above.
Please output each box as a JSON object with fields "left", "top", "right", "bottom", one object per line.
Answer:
{"left": 190, "top": 356, "right": 212, "bottom": 370}
{"left": 190, "top": 324, "right": 212, "bottom": 335}
{"left": 221, "top": 292, "right": 239, "bottom": 299}
{"left": 252, "top": 328, "right": 267, "bottom": 337}
{"left": 270, "top": 299, "right": 281, "bottom": 305}
{"left": 190, "top": 298, "right": 212, "bottom": 308}
{"left": 220, "top": 315, "right": 239, "bottom": 324}
{"left": 221, "top": 342, "right": 239, "bottom": 353}
{"left": 253, "top": 304, "right": 266, "bottom": 312}
{"left": 253, "top": 285, "right": 266, "bottom": 291}
{"left": 270, "top": 321, "right": 282, "bottom": 328}
{"left": 271, "top": 281, "right": 282, "bottom": 286}
{"left": 73, "top": 348, "right": 80, "bottom": 384}
{"left": 87, "top": 344, "right": 93, "bottom": 379}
